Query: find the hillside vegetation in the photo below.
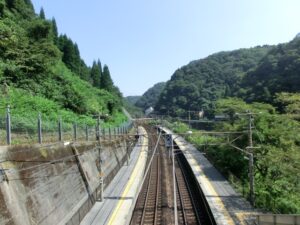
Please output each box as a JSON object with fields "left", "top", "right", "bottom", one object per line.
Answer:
{"left": 135, "top": 82, "right": 165, "bottom": 110}
{"left": 123, "top": 96, "right": 143, "bottom": 118}
{"left": 158, "top": 37, "right": 300, "bottom": 213}
{"left": 169, "top": 97, "right": 300, "bottom": 213}
{"left": 0, "top": 0, "right": 124, "bottom": 128}
{"left": 125, "top": 96, "right": 141, "bottom": 105}
{"left": 241, "top": 37, "right": 300, "bottom": 104}
{"left": 156, "top": 37, "right": 300, "bottom": 116}
{"left": 156, "top": 46, "right": 272, "bottom": 116}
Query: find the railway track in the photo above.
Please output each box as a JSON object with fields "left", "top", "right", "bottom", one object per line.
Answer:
{"left": 175, "top": 155, "right": 199, "bottom": 225}
{"left": 175, "top": 148, "right": 216, "bottom": 225}
{"left": 130, "top": 125, "right": 216, "bottom": 225}
{"left": 138, "top": 155, "right": 162, "bottom": 225}
{"left": 130, "top": 126, "right": 162, "bottom": 225}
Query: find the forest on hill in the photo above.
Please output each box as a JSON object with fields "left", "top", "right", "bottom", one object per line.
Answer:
{"left": 135, "top": 82, "right": 165, "bottom": 110}
{"left": 123, "top": 82, "right": 165, "bottom": 117}
{"left": 158, "top": 37, "right": 300, "bottom": 213}
{"left": 156, "top": 36, "right": 300, "bottom": 117}
{"left": 123, "top": 96, "right": 143, "bottom": 118}
{"left": 156, "top": 46, "right": 272, "bottom": 116}
{"left": 125, "top": 96, "right": 141, "bottom": 105}
{"left": 0, "top": 0, "right": 125, "bottom": 129}
{"left": 241, "top": 37, "right": 300, "bottom": 104}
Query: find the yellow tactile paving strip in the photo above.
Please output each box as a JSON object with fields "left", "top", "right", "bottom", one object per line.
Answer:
{"left": 107, "top": 127, "right": 148, "bottom": 225}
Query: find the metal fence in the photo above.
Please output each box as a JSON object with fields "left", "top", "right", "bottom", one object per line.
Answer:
{"left": 256, "top": 214, "right": 300, "bottom": 225}
{"left": 0, "top": 106, "right": 133, "bottom": 146}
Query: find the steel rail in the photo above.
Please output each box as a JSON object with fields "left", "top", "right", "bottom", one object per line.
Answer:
{"left": 130, "top": 129, "right": 162, "bottom": 225}
{"left": 175, "top": 173, "right": 188, "bottom": 225}
{"left": 154, "top": 156, "right": 160, "bottom": 225}
{"left": 140, "top": 155, "right": 161, "bottom": 225}
{"left": 176, "top": 154, "right": 202, "bottom": 225}
{"left": 140, "top": 162, "right": 154, "bottom": 224}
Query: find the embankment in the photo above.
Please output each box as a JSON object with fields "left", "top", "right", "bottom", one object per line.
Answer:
{"left": 0, "top": 136, "right": 136, "bottom": 225}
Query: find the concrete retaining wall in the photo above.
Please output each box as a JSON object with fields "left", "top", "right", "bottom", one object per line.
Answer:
{"left": 0, "top": 137, "right": 135, "bottom": 225}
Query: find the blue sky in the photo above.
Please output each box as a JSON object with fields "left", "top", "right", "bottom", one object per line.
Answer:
{"left": 31, "top": 0, "right": 300, "bottom": 96}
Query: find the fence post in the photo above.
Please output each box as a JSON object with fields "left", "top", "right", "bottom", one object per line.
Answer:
{"left": 58, "top": 118, "right": 62, "bottom": 142}
{"left": 6, "top": 105, "right": 11, "bottom": 145}
{"left": 102, "top": 128, "right": 105, "bottom": 140}
{"left": 38, "top": 113, "right": 42, "bottom": 144}
{"left": 96, "top": 116, "right": 100, "bottom": 141}
{"left": 85, "top": 125, "right": 89, "bottom": 141}
{"left": 124, "top": 139, "right": 129, "bottom": 166}
{"left": 109, "top": 127, "right": 111, "bottom": 140}
{"left": 99, "top": 124, "right": 101, "bottom": 141}
{"left": 73, "top": 123, "right": 77, "bottom": 141}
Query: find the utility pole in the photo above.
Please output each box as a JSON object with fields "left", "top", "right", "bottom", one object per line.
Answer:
{"left": 96, "top": 114, "right": 100, "bottom": 141}
{"left": 97, "top": 126, "right": 103, "bottom": 202}
{"left": 248, "top": 112, "right": 253, "bottom": 148}
{"left": 6, "top": 105, "right": 11, "bottom": 145}
{"left": 188, "top": 110, "right": 191, "bottom": 129}
{"left": 233, "top": 110, "right": 260, "bottom": 206}
{"left": 247, "top": 112, "right": 255, "bottom": 206}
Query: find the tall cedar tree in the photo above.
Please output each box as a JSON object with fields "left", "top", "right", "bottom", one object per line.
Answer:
{"left": 57, "top": 35, "right": 90, "bottom": 80}
{"left": 97, "top": 59, "right": 102, "bottom": 78}
{"left": 5, "top": 0, "right": 35, "bottom": 17}
{"left": 24, "top": 0, "right": 34, "bottom": 11}
{"left": 51, "top": 18, "right": 58, "bottom": 44}
{"left": 79, "top": 59, "right": 90, "bottom": 81}
{"left": 101, "top": 65, "right": 114, "bottom": 92}
{"left": 58, "top": 35, "right": 81, "bottom": 75}
{"left": 39, "top": 7, "right": 45, "bottom": 19}
{"left": 90, "top": 61, "right": 101, "bottom": 88}
{"left": 5, "top": 0, "right": 15, "bottom": 9}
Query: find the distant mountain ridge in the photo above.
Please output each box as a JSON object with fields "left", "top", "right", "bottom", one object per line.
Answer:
{"left": 156, "top": 35, "right": 300, "bottom": 117}
{"left": 135, "top": 82, "right": 166, "bottom": 110}
{"left": 125, "top": 96, "right": 141, "bottom": 105}
{"left": 156, "top": 46, "right": 272, "bottom": 116}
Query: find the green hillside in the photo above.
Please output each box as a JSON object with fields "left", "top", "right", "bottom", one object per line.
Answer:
{"left": 157, "top": 37, "right": 300, "bottom": 213}
{"left": 240, "top": 37, "right": 300, "bottom": 104}
{"left": 156, "top": 46, "right": 272, "bottom": 116}
{"left": 123, "top": 97, "right": 143, "bottom": 118}
{"left": 156, "top": 37, "right": 300, "bottom": 116}
{"left": 170, "top": 97, "right": 300, "bottom": 213}
{"left": 135, "top": 82, "right": 166, "bottom": 110}
{"left": 0, "top": 0, "right": 125, "bottom": 129}
{"left": 125, "top": 96, "right": 141, "bottom": 105}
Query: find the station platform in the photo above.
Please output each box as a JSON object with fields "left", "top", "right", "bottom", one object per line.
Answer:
{"left": 160, "top": 126, "right": 258, "bottom": 225}
{"left": 80, "top": 127, "right": 148, "bottom": 225}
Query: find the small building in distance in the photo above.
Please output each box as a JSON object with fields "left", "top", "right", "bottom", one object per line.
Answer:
{"left": 145, "top": 107, "right": 154, "bottom": 116}
{"left": 214, "top": 114, "right": 230, "bottom": 121}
